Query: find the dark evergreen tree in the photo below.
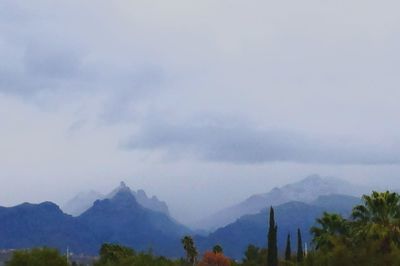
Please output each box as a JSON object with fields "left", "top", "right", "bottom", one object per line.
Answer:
{"left": 267, "top": 207, "right": 278, "bottom": 266}
{"left": 297, "top": 228, "right": 304, "bottom": 262}
{"left": 285, "top": 233, "right": 291, "bottom": 261}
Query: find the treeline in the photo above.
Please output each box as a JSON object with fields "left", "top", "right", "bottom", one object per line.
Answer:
{"left": 5, "top": 191, "right": 400, "bottom": 265}
{"left": 303, "top": 191, "right": 400, "bottom": 266}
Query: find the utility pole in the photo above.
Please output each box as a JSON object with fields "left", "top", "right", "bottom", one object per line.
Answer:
{"left": 304, "top": 242, "right": 308, "bottom": 257}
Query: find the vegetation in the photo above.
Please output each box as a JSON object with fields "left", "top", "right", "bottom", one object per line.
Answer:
{"left": 6, "top": 191, "right": 400, "bottom": 265}
{"left": 303, "top": 190, "right": 400, "bottom": 266}
{"left": 267, "top": 207, "right": 278, "bottom": 266}
{"left": 241, "top": 244, "right": 267, "bottom": 266}
{"left": 284, "top": 233, "right": 291, "bottom": 262}
{"left": 198, "top": 251, "right": 231, "bottom": 266}
{"left": 6, "top": 248, "right": 68, "bottom": 266}
{"left": 296, "top": 228, "right": 304, "bottom": 263}
{"left": 182, "top": 235, "right": 198, "bottom": 265}
{"left": 94, "top": 243, "right": 183, "bottom": 266}
{"left": 212, "top": 244, "right": 223, "bottom": 254}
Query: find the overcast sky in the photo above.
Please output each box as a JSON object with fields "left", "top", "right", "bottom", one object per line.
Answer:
{"left": 1, "top": 0, "right": 400, "bottom": 224}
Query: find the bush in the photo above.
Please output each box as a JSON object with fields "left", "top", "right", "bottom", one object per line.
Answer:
{"left": 6, "top": 248, "right": 68, "bottom": 266}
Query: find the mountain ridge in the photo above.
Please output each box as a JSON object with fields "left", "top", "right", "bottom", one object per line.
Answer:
{"left": 62, "top": 181, "right": 170, "bottom": 217}
{"left": 0, "top": 184, "right": 190, "bottom": 256}
{"left": 193, "top": 174, "right": 368, "bottom": 231}
{"left": 196, "top": 193, "right": 360, "bottom": 259}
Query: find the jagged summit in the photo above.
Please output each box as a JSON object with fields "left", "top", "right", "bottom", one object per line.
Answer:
{"left": 62, "top": 181, "right": 170, "bottom": 216}
{"left": 106, "top": 180, "right": 132, "bottom": 198}
{"left": 89, "top": 187, "right": 140, "bottom": 212}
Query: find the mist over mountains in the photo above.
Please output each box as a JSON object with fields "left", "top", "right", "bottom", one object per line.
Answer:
{"left": 0, "top": 184, "right": 189, "bottom": 256}
{"left": 62, "top": 182, "right": 170, "bottom": 217}
{"left": 196, "top": 194, "right": 361, "bottom": 259}
{"left": 192, "top": 174, "right": 369, "bottom": 231}
{"left": 0, "top": 175, "right": 372, "bottom": 258}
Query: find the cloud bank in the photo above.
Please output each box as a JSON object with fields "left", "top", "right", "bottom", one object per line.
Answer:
{"left": 124, "top": 118, "right": 400, "bottom": 165}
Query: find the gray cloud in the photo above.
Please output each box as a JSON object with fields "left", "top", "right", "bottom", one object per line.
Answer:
{"left": 123, "top": 117, "right": 400, "bottom": 165}
{"left": 0, "top": 1, "right": 166, "bottom": 108}
{"left": 24, "top": 42, "right": 83, "bottom": 79}
{"left": 2, "top": 0, "right": 400, "bottom": 222}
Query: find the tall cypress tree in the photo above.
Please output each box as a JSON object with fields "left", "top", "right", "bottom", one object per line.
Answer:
{"left": 267, "top": 207, "right": 278, "bottom": 266}
{"left": 285, "top": 233, "right": 291, "bottom": 261}
{"left": 297, "top": 228, "right": 304, "bottom": 263}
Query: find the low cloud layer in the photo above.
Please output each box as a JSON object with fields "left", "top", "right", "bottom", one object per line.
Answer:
{"left": 124, "top": 118, "right": 400, "bottom": 165}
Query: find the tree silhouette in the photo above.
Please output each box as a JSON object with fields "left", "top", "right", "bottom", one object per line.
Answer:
{"left": 352, "top": 191, "right": 400, "bottom": 252}
{"left": 213, "top": 244, "right": 223, "bottom": 254}
{"left": 181, "top": 235, "right": 198, "bottom": 265}
{"left": 311, "top": 212, "right": 349, "bottom": 250}
{"left": 285, "top": 233, "right": 291, "bottom": 261}
{"left": 267, "top": 207, "right": 278, "bottom": 266}
{"left": 297, "top": 228, "right": 304, "bottom": 262}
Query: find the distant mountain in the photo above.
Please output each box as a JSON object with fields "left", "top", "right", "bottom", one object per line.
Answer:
{"left": 0, "top": 184, "right": 190, "bottom": 256}
{"left": 106, "top": 182, "right": 170, "bottom": 216}
{"left": 78, "top": 188, "right": 189, "bottom": 256}
{"left": 193, "top": 174, "right": 367, "bottom": 231}
{"left": 311, "top": 194, "right": 361, "bottom": 215}
{"left": 134, "top": 189, "right": 169, "bottom": 215}
{"left": 196, "top": 194, "right": 359, "bottom": 259}
{"left": 62, "top": 190, "right": 104, "bottom": 217}
{"left": 62, "top": 182, "right": 170, "bottom": 217}
{"left": 0, "top": 202, "right": 96, "bottom": 253}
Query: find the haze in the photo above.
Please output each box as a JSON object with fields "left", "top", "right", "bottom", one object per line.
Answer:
{"left": 1, "top": 0, "right": 400, "bottom": 224}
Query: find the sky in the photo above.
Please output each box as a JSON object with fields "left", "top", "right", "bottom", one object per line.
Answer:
{"left": 1, "top": 0, "right": 400, "bottom": 224}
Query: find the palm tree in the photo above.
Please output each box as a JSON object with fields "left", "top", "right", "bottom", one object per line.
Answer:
{"left": 352, "top": 191, "right": 400, "bottom": 224}
{"left": 352, "top": 191, "right": 400, "bottom": 252}
{"left": 311, "top": 212, "right": 349, "bottom": 250}
{"left": 212, "top": 244, "right": 223, "bottom": 254}
{"left": 181, "top": 235, "right": 198, "bottom": 265}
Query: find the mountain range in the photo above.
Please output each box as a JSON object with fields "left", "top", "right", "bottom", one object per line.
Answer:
{"left": 196, "top": 194, "right": 361, "bottom": 259}
{"left": 0, "top": 184, "right": 189, "bottom": 256}
{"left": 0, "top": 175, "right": 370, "bottom": 258}
{"left": 193, "top": 174, "right": 368, "bottom": 231}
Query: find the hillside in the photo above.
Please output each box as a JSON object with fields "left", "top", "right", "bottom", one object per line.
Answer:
{"left": 0, "top": 186, "right": 189, "bottom": 256}
{"left": 0, "top": 202, "right": 96, "bottom": 253}
{"left": 196, "top": 194, "right": 359, "bottom": 259}
{"left": 193, "top": 175, "right": 366, "bottom": 231}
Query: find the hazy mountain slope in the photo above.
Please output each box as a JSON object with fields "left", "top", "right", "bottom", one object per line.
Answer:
{"left": 0, "top": 187, "right": 189, "bottom": 256}
{"left": 194, "top": 174, "right": 367, "bottom": 231}
{"left": 0, "top": 202, "right": 97, "bottom": 253}
{"left": 311, "top": 194, "right": 361, "bottom": 215}
{"left": 107, "top": 182, "right": 170, "bottom": 216}
{"left": 134, "top": 189, "right": 169, "bottom": 215}
{"left": 62, "top": 190, "right": 104, "bottom": 217}
{"left": 196, "top": 194, "right": 359, "bottom": 259}
{"left": 62, "top": 182, "right": 170, "bottom": 217}
{"left": 78, "top": 189, "right": 189, "bottom": 255}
